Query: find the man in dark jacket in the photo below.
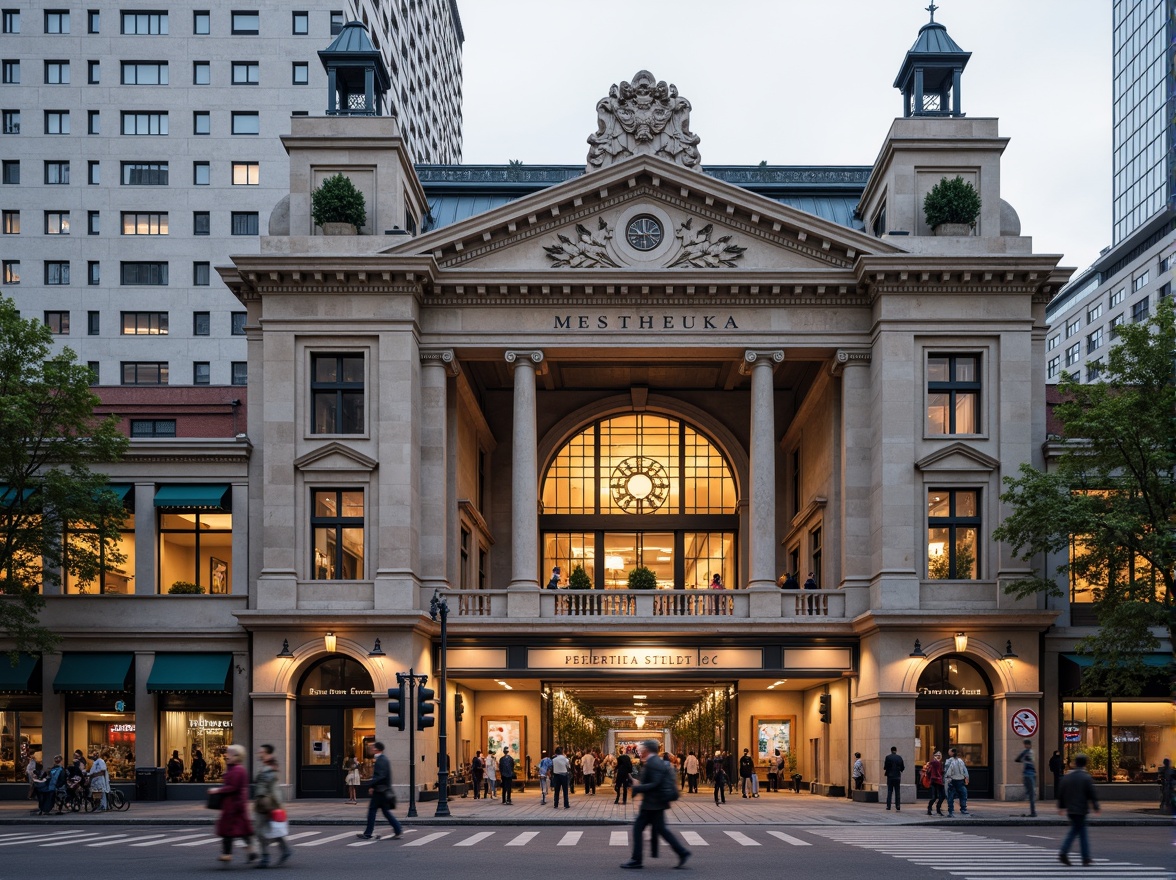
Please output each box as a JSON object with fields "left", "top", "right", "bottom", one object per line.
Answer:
{"left": 356, "top": 742, "right": 402, "bottom": 841}
{"left": 739, "top": 748, "right": 755, "bottom": 798}
{"left": 471, "top": 750, "right": 484, "bottom": 799}
{"left": 1056, "top": 752, "right": 1099, "bottom": 866}
{"left": 883, "top": 746, "right": 905, "bottom": 811}
{"left": 620, "top": 740, "right": 690, "bottom": 870}
{"left": 498, "top": 747, "right": 516, "bottom": 804}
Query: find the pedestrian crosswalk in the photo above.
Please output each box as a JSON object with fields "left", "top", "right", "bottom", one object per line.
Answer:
{"left": 805, "top": 827, "right": 1176, "bottom": 880}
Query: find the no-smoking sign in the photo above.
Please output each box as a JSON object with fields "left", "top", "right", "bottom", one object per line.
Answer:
{"left": 1011, "top": 708, "right": 1039, "bottom": 737}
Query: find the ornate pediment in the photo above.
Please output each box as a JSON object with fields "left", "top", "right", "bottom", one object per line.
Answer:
{"left": 543, "top": 215, "right": 745, "bottom": 270}
{"left": 914, "top": 441, "right": 1000, "bottom": 473}
{"left": 587, "top": 70, "right": 701, "bottom": 172}
{"left": 293, "top": 441, "right": 379, "bottom": 473}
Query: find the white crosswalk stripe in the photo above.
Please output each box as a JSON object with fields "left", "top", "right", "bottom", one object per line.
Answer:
{"left": 609, "top": 831, "right": 628, "bottom": 846}
{"left": 132, "top": 832, "right": 209, "bottom": 847}
{"left": 806, "top": 828, "right": 1176, "bottom": 880}
{"left": 297, "top": 831, "right": 361, "bottom": 847}
{"left": 680, "top": 831, "right": 708, "bottom": 846}
{"left": 557, "top": 831, "right": 582, "bottom": 846}
{"left": 172, "top": 835, "right": 223, "bottom": 847}
{"left": 40, "top": 833, "right": 105, "bottom": 846}
{"left": 402, "top": 831, "right": 451, "bottom": 847}
{"left": 723, "top": 830, "right": 760, "bottom": 846}
{"left": 0, "top": 831, "right": 85, "bottom": 847}
{"left": 88, "top": 833, "right": 163, "bottom": 847}
{"left": 455, "top": 831, "right": 495, "bottom": 846}
{"left": 765, "top": 831, "right": 810, "bottom": 846}
{"left": 506, "top": 832, "right": 538, "bottom": 846}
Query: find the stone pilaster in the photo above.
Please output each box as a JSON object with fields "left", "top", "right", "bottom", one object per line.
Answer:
{"left": 740, "top": 350, "right": 783, "bottom": 590}
{"left": 419, "top": 349, "right": 459, "bottom": 594}
{"left": 832, "top": 349, "right": 873, "bottom": 591}
{"left": 505, "top": 350, "right": 545, "bottom": 590}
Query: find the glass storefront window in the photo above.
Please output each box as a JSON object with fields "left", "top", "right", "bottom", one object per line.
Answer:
{"left": 66, "top": 711, "right": 137, "bottom": 779}
{"left": 1063, "top": 701, "right": 1109, "bottom": 779}
{"left": 543, "top": 532, "right": 594, "bottom": 587}
{"left": 602, "top": 532, "right": 674, "bottom": 589}
{"left": 683, "top": 532, "right": 734, "bottom": 591}
{"left": 0, "top": 710, "right": 43, "bottom": 782}
{"left": 949, "top": 708, "right": 988, "bottom": 766}
{"left": 158, "top": 711, "right": 232, "bottom": 782}
{"left": 1063, "top": 701, "right": 1175, "bottom": 782}
{"left": 65, "top": 515, "right": 136, "bottom": 593}
{"left": 159, "top": 511, "right": 232, "bottom": 593}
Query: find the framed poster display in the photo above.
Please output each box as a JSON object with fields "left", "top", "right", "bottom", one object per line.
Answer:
{"left": 752, "top": 716, "right": 795, "bottom": 763}
{"left": 210, "top": 557, "right": 229, "bottom": 594}
{"left": 481, "top": 716, "right": 524, "bottom": 758}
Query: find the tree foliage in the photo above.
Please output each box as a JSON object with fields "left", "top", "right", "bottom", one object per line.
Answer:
{"left": 310, "top": 173, "right": 367, "bottom": 229}
{"left": 923, "top": 175, "right": 981, "bottom": 228}
{"left": 993, "top": 296, "right": 1175, "bottom": 695}
{"left": 0, "top": 296, "right": 128, "bottom": 657}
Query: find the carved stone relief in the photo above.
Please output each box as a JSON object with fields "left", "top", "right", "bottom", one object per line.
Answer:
{"left": 543, "top": 219, "right": 621, "bottom": 268}
{"left": 667, "top": 219, "right": 746, "bottom": 268}
{"left": 544, "top": 214, "right": 746, "bottom": 270}
{"left": 586, "top": 70, "right": 702, "bottom": 171}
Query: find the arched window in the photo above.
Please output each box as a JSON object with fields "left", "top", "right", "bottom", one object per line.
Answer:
{"left": 540, "top": 414, "right": 738, "bottom": 590}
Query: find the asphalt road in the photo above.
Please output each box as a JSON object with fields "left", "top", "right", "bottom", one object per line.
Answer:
{"left": 0, "top": 822, "right": 1171, "bottom": 879}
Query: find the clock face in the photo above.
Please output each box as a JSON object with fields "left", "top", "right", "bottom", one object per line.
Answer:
{"left": 626, "top": 215, "right": 664, "bottom": 251}
{"left": 609, "top": 456, "right": 670, "bottom": 513}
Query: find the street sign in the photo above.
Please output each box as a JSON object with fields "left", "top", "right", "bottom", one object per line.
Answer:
{"left": 1010, "top": 708, "right": 1039, "bottom": 737}
{"left": 1063, "top": 725, "right": 1081, "bottom": 743}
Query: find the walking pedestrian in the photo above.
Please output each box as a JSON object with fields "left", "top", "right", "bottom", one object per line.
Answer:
{"left": 711, "top": 750, "right": 727, "bottom": 804}
{"left": 356, "top": 741, "right": 402, "bottom": 841}
{"left": 551, "top": 746, "right": 571, "bottom": 809}
{"left": 1014, "top": 738, "right": 1037, "bottom": 817}
{"left": 943, "top": 747, "right": 970, "bottom": 816}
{"left": 684, "top": 751, "right": 699, "bottom": 794}
{"left": 485, "top": 750, "right": 498, "bottom": 800}
{"left": 581, "top": 750, "right": 596, "bottom": 795}
{"left": 1056, "top": 752, "right": 1100, "bottom": 866}
{"left": 619, "top": 740, "right": 691, "bottom": 870}
{"left": 211, "top": 743, "right": 255, "bottom": 866}
{"left": 87, "top": 749, "right": 110, "bottom": 812}
{"left": 538, "top": 750, "right": 552, "bottom": 805}
{"left": 1157, "top": 757, "right": 1173, "bottom": 814}
{"left": 883, "top": 746, "right": 905, "bottom": 810}
{"left": 1048, "top": 750, "right": 1064, "bottom": 796}
{"left": 254, "top": 744, "right": 291, "bottom": 868}
{"left": 167, "top": 749, "right": 185, "bottom": 783}
{"left": 852, "top": 752, "right": 865, "bottom": 790}
{"left": 344, "top": 754, "right": 360, "bottom": 803}
{"left": 498, "top": 746, "right": 516, "bottom": 804}
{"left": 35, "top": 755, "right": 64, "bottom": 815}
{"left": 471, "top": 750, "right": 484, "bottom": 798}
{"left": 924, "top": 750, "right": 946, "bottom": 815}
{"left": 739, "top": 748, "right": 755, "bottom": 798}
{"left": 614, "top": 749, "right": 634, "bottom": 804}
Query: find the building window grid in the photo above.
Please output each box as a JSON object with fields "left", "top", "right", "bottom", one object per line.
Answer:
{"left": 1110, "top": 314, "right": 1125, "bottom": 337}
{"left": 130, "top": 419, "right": 175, "bottom": 438}
{"left": 45, "top": 211, "right": 70, "bottom": 234}
{"left": 231, "top": 162, "right": 259, "bottom": 185}
{"left": 44, "top": 60, "right": 69, "bottom": 84}
{"left": 292, "top": 62, "right": 309, "bottom": 85}
{"left": 121, "top": 111, "right": 168, "bottom": 135}
{"left": 86, "top": 261, "right": 99, "bottom": 285}
{"left": 927, "top": 488, "right": 980, "bottom": 580}
{"left": 45, "top": 110, "right": 69, "bottom": 134}
{"left": 86, "top": 9, "right": 99, "bottom": 33}
{"left": 193, "top": 362, "right": 210, "bottom": 385}
{"left": 1131, "top": 297, "right": 1149, "bottom": 323}
{"left": 311, "top": 354, "right": 365, "bottom": 435}
{"left": 87, "top": 110, "right": 99, "bottom": 135}
{"left": 44, "top": 311, "right": 69, "bottom": 335}
{"left": 193, "top": 262, "right": 210, "bottom": 286}
{"left": 1, "top": 161, "right": 18, "bottom": 184}
{"left": 231, "top": 362, "right": 247, "bottom": 385}
{"left": 3, "top": 110, "right": 20, "bottom": 135}
{"left": 1086, "top": 327, "right": 1103, "bottom": 354}
{"left": 45, "top": 161, "right": 69, "bottom": 184}
{"left": 1, "top": 260, "right": 18, "bottom": 284}
{"left": 193, "top": 11, "right": 209, "bottom": 35}
{"left": 230, "top": 312, "right": 247, "bottom": 335}
{"left": 1065, "top": 342, "right": 1082, "bottom": 368}
{"left": 1, "top": 60, "right": 18, "bottom": 84}
{"left": 121, "top": 12, "right": 167, "bottom": 35}
{"left": 193, "top": 61, "right": 210, "bottom": 85}
{"left": 230, "top": 112, "right": 259, "bottom": 135}
{"left": 231, "top": 62, "right": 259, "bottom": 85}
{"left": 121, "top": 162, "right": 167, "bottom": 185}
{"left": 193, "top": 111, "right": 210, "bottom": 135}
{"left": 2, "top": 10, "right": 18, "bottom": 33}
{"left": 119, "top": 262, "right": 168, "bottom": 286}
{"left": 230, "top": 212, "right": 259, "bottom": 235}
{"left": 926, "top": 354, "right": 980, "bottom": 435}
{"left": 45, "top": 261, "right": 70, "bottom": 285}
{"left": 311, "top": 489, "right": 364, "bottom": 580}
{"left": 120, "top": 362, "right": 169, "bottom": 385}
{"left": 120, "top": 311, "right": 168, "bottom": 335}
{"left": 1, "top": 210, "right": 17, "bottom": 234}
{"left": 45, "top": 10, "right": 69, "bottom": 34}
{"left": 120, "top": 62, "right": 168, "bottom": 86}
{"left": 193, "top": 212, "right": 210, "bottom": 236}
{"left": 231, "top": 11, "right": 259, "bottom": 35}
{"left": 292, "top": 11, "right": 308, "bottom": 34}
{"left": 87, "top": 311, "right": 99, "bottom": 335}
{"left": 193, "top": 312, "right": 210, "bottom": 336}
{"left": 121, "top": 212, "right": 168, "bottom": 235}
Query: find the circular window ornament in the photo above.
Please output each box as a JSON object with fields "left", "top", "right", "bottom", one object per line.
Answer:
{"left": 609, "top": 456, "right": 670, "bottom": 513}
{"left": 626, "top": 214, "right": 664, "bottom": 252}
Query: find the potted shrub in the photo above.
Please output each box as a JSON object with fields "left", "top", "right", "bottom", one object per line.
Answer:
{"left": 311, "top": 172, "right": 367, "bottom": 235}
{"left": 568, "top": 564, "right": 593, "bottom": 590}
{"left": 923, "top": 175, "right": 981, "bottom": 235}
{"left": 168, "top": 581, "right": 204, "bottom": 595}
{"left": 627, "top": 566, "right": 658, "bottom": 590}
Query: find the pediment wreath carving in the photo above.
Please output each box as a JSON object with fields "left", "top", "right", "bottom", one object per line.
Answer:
{"left": 544, "top": 216, "right": 745, "bottom": 269}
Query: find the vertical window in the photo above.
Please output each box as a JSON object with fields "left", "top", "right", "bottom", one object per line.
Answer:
{"left": 1109, "top": 314, "right": 1125, "bottom": 337}
{"left": 1131, "top": 297, "right": 1149, "bottom": 323}
{"left": 231, "top": 62, "right": 259, "bottom": 85}
{"left": 44, "top": 10, "right": 69, "bottom": 34}
{"left": 1110, "top": 288, "right": 1125, "bottom": 307}
{"left": 2, "top": 110, "right": 20, "bottom": 134}
{"left": 1, "top": 260, "right": 18, "bottom": 284}
{"left": 193, "top": 61, "right": 210, "bottom": 85}
{"left": 193, "top": 362, "right": 210, "bottom": 385}
{"left": 121, "top": 362, "right": 169, "bottom": 385}
{"left": 87, "top": 311, "right": 100, "bottom": 335}
{"left": 230, "top": 112, "right": 259, "bottom": 135}
{"left": 193, "top": 262, "right": 210, "bottom": 286}
{"left": 926, "top": 354, "right": 980, "bottom": 435}
{"left": 927, "top": 489, "right": 980, "bottom": 580}
{"left": 193, "top": 11, "right": 210, "bottom": 35}
{"left": 810, "top": 526, "right": 822, "bottom": 588}
{"left": 45, "top": 110, "right": 69, "bottom": 134}
{"left": 87, "top": 110, "right": 100, "bottom": 135}
{"left": 1, "top": 210, "right": 17, "bottom": 234}
{"left": 44, "top": 60, "right": 69, "bottom": 84}
{"left": 2, "top": 10, "right": 18, "bottom": 33}
{"left": 1131, "top": 271, "right": 1149, "bottom": 292}
{"left": 460, "top": 527, "right": 471, "bottom": 588}
{"left": 86, "top": 361, "right": 99, "bottom": 384}
{"left": 1086, "top": 303, "right": 1102, "bottom": 323}
{"left": 1, "top": 160, "right": 18, "bottom": 183}
{"left": 311, "top": 489, "right": 364, "bottom": 580}
{"left": 193, "top": 212, "right": 210, "bottom": 236}
{"left": 292, "top": 62, "right": 308, "bottom": 85}
{"left": 230, "top": 362, "right": 247, "bottom": 385}
{"left": 231, "top": 162, "right": 259, "bottom": 185}
{"left": 87, "top": 60, "right": 99, "bottom": 83}
{"left": 87, "top": 161, "right": 99, "bottom": 186}
{"left": 230, "top": 11, "right": 259, "bottom": 34}
{"left": 230, "top": 212, "right": 259, "bottom": 235}
{"left": 1065, "top": 317, "right": 1081, "bottom": 338}
{"left": 230, "top": 312, "right": 247, "bottom": 335}
{"left": 87, "top": 210, "right": 99, "bottom": 233}
{"left": 193, "top": 162, "right": 210, "bottom": 185}
{"left": 311, "top": 354, "right": 364, "bottom": 434}
{"left": 292, "top": 11, "right": 308, "bottom": 34}
{"left": 1047, "top": 356, "right": 1061, "bottom": 380}
{"left": 158, "top": 505, "right": 231, "bottom": 592}
{"left": 1087, "top": 328, "right": 1103, "bottom": 354}
{"left": 45, "top": 261, "right": 70, "bottom": 285}
{"left": 330, "top": 11, "right": 344, "bottom": 35}
{"left": 45, "top": 211, "right": 70, "bottom": 234}
{"left": 44, "top": 161, "right": 69, "bottom": 184}
{"left": 87, "top": 9, "right": 99, "bottom": 33}
{"left": 1065, "top": 342, "right": 1081, "bottom": 367}
{"left": 1, "top": 60, "right": 17, "bottom": 84}
{"left": 193, "top": 111, "right": 210, "bottom": 135}
{"left": 193, "top": 312, "right": 210, "bottom": 335}
{"left": 44, "top": 311, "right": 69, "bottom": 334}
{"left": 86, "top": 261, "right": 99, "bottom": 284}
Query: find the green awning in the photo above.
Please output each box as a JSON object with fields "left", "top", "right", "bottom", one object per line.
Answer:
{"left": 100, "top": 484, "right": 132, "bottom": 504}
{"left": 153, "top": 484, "right": 230, "bottom": 509}
{"left": 53, "top": 653, "right": 133, "bottom": 692}
{"left": 1062, "top": 653, "right": 1173, "bottom": 669}
{"left": 147, "top": 653, "right": 231, "bottom": 693}
{"left": 0, "top": 654, "right": 41, "bottom": 693}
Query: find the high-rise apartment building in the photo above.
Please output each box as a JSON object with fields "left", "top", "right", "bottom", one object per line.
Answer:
{"left": 0, "top": 1, "right": 462, "bottom": 394}
{"left": 1111, "top": 0, "right": 1174, "bottom": 244}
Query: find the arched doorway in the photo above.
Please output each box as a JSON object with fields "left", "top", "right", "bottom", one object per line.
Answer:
{"left": 914, "top": 655, "right": 994, "bottom": 798}
{"left": 296, "top": 656, "right": 376, "bottom": 797}
{"left": 540, "top": 413, "right": 739, "bottom": 589}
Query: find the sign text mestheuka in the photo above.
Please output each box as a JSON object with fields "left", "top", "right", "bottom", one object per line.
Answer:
{"left": 554, "top": 315, "right": 739, "bottom": 331}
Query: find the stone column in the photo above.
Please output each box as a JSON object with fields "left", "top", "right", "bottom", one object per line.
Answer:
{"left": 419, "top": 350, "right": 459, "bottom": 594}
{"left": 134, "top": 651, "right": 156, "bottom": 768}
{"left": 741, "top": 350, "right": 783, "bottom": 590}
{"left": 833, "top": 349, "right": 872, "bottom": 591}
{"left": 505, "top": 350, "right": 544, "bottom": 591}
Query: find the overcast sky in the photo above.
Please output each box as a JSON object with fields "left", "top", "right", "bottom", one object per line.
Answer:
{"left": 458, "top": 0, "right": 1111, "bottom": 275}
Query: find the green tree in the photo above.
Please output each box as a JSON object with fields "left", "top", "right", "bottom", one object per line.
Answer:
{"left": 0, "top": 296, "right": 128, "bottom": 657}
{"left": 993, "top": 297, "right": 1175, "bottom": 695}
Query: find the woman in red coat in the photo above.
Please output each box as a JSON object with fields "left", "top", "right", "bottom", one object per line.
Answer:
{"left": 212, "top": 744, "right": 255, "bottom": 865}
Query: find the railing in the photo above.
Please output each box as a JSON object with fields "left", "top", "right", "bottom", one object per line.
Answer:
{"left": 450, "top": 588, "right": 846, "bottom": 620}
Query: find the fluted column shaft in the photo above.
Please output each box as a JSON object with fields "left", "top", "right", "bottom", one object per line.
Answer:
{"left": 506, "top": 350, "right": 544, "bottom": 589}
{"left": 744, "top": 350, "right": 783, "bottom": 589}
{"left": 420, "top": 350, "right": 457, "bottom": 592}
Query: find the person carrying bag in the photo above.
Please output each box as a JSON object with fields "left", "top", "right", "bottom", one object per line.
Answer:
{"left": 253, "top": 745, "right": 291, "bottom": 868}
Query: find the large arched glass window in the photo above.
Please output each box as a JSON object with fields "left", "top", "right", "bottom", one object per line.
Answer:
{"left": 540, "top": 414, "right": 738, "bottom": 589}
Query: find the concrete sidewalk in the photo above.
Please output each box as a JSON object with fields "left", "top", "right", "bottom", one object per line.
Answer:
{"left": 2, "top": 787, "right": 1169, "bottom": 827}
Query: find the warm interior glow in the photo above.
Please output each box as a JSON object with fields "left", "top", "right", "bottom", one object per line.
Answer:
{"left": 954, "top": 632, "right": 968, "bottom": 653}
{"left": 324, "top": 632, "right": 337, "bottom": 653}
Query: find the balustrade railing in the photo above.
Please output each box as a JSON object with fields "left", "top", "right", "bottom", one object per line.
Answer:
{"left": 449, "top": 588, "right": 845, "bottom": 620}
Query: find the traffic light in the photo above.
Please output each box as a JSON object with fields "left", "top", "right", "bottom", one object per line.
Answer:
{"left": 387, "top": 682, "right": 405, "bottom": 731}
{"left": 416, "top": 683, "right": 436, "bottom": 731}
{"left": 818, "top": 693, "right": 831, "bottom": 725}
{"left": 454, "top": 693, "right": 464, "bottom": 723}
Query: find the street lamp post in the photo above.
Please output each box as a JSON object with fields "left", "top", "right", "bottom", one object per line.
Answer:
{"left": 429, "top": 590, "right": 450, "bottom": 817}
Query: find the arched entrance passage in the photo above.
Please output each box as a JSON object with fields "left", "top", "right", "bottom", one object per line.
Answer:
{"left": 296, "top": 655, "right": 376, "bottom": 797}
{"left": 540, "top": 412, "right": 739, "bottom": 589}
{"left": 914, "top": 655, "right": 994, "bottom": 798}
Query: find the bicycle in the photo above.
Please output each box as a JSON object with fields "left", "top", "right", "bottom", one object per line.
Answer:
{"left": 84, "top": 788, "right": 129, "bottom": 812}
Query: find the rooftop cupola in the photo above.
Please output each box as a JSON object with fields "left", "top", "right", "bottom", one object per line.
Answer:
{"left": 318, "top": 21, "right": 391, "bottom": 116}
{"left": 893, "top": 3, "right": 971, "bottom": 118}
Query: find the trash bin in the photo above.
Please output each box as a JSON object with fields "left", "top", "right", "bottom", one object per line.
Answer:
{"left": 136, "top": 767, "right": 167, "bottom": 801}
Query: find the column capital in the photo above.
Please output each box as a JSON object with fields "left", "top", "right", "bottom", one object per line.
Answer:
{"left": 830, "top": 348, "right": 872, "bottom": 376}
{"left": 739, "top": 349, "right": 784, "bottom": 376}
{"left": 505, "top": 349, "right": 547, "bottom": 375}
{"left": 420, "top": 348, "right": 460, "bottom": 377}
